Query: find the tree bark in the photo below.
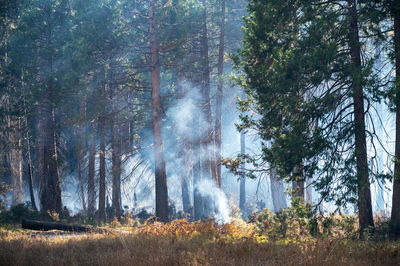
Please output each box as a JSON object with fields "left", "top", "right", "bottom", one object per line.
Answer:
{"left": 23, "top": 83, "right": 37, "bottom": 211}
{"left": 181, "top": 176, "right": 191, "bottom": 213}
{"left": 239, "top": 131, "right": 246, "bottom": 215}
{"left": 149, "top": 0, "right": 169, "bottom": 222}
{"left": 111, "top": 88, "right": 122, "bottom": 220}
{"left": 8, "top": 118, "right": 23, "bottom": 205}
{"left": 270, "top": 168, "right": 287, "bottom": 212}
{"left": 181, "top": 131, "right": 192, "bottom": 214}
{"left": 215, "top": 0, "right": 226, "bottom": 188}
{"left": 176, "top": 75, "right": 192, "bottom": 214}
{"left": 200, "top": 0, "right": 216, "bottom": 185}
{"left": 38, "top": 96, "right": 62, "bottom": 213}
{"left": 193, "top": 108, "right": 203, "bottom": 220}
{"left": 25, "top": 126, "right": 36, "bottom": 210}
{"left": 26, "top": 161, "right": 36, "bottom": 210}
{"left": 391, "top": 0, "right": 400, "bottom": 239}
{"left": 22, "top": 219, "right": 107, "bottom": 233}
{"left": 36, "top": 3, "right": 62, "bottom": 214}
{"left": 87, "top": 120, "right": 96, "bottom": 214}
{"left": 98, "top": 66, "right": 107, "bottom": 223}
{"left": 77, "top": 99, "right": 87, "bottom": 212}
{"left": 347, "top": 0, "right": 374, "bottom": 234}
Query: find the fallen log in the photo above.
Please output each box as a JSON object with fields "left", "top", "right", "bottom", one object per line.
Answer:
{"left": 21, "top": 219, "right": 108, "bottom": 233}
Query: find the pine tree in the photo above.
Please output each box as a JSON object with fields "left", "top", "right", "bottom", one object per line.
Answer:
{"left": 235, "top": 0, "right": 380, "bottom": 234}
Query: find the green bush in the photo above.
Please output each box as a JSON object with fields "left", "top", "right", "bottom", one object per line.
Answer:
{"left": 0, "top": 203, "right": 40, "bottom": 224}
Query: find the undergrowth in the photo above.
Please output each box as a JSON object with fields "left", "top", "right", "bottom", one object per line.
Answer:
{"left": 0, "top": 219, "right": 399, "bottom": 266}
{"left": 1, "top": 200, "right": 400, "bottom": 265}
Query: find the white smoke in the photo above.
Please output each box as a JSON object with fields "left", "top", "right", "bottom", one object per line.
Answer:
{"left": 197, "top": 179, "right": 231, "bottom": 224}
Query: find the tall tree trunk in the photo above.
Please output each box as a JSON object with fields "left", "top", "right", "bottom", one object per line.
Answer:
{"left": 87, "top": 120, "right": 96, "bottom": 214}
{"left": 181, "top": 176, "right": 191, "bottom": 213}
{"left": 37, "top": 3, "right": 62, "bottom": 214}
{"left": 26, "top": 150, "right": 36, "bottom": 210}
{"left": 200, "top": 0, "right": 216, "bottom": 185}
{"left": 111, "top": 95, "right": 122, "bottom": 220}
{"left": 77, "top": 99, "right": 86, "bottom": 212}
{"left": 38, "top": 96, "right": 62, "bottom": 213}
{"left": 193, "top": 109, "right": 203, "bottom": 220}
{"left": 8, "top": 118, "right": 23, "bottom": 205}
{"left": 215, "top": 0, "right": 226, "bottom": 188}
{"left": 26, "top": 157, "right": 36, "bottom": 210}
{"left": 391, "top": 0, "right": 400, "bottom": 239}
{"left": 270, "top": 168, "right": 287, "bottom": 212}
{"left": 347, "top": 0, "right": 374, "bottom": 234}
{"left": 4, "top": 12, "right": 23, "bottom": 205}
{"left": 98, "top": 67, "right": 107, "bottom": 223}
{"left": 176, "top": 75, "right": 192, "bottom": 214}
{"left": 199, "top": 0, "right": 215, "bottom": 217}
{"left": 25, "top": 121, "right": 36, "bottom": 210}
{"left": 22, "top": 79, "right": 37, "bottom": 211}
{"left": 149, "top": 0, "right": 169, "bottom": 222}
{"left": 181, "top": 130, "right": 192, "bottom": 214}
{"left": 239, "top": 131, "right": 246, "bottom": 215}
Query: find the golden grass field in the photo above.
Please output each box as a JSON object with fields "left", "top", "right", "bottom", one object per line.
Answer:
{"left": 1, "top": 219, "right": 400, "bottom": 266}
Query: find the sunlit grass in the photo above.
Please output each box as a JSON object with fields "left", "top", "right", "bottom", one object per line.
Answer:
{"left": 1, "top": 219, "right": 399, "bottom": 266}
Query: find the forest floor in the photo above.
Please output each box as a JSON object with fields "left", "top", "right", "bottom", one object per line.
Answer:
{"left": 1, "top": 219, "right": 400, "bottom": 266}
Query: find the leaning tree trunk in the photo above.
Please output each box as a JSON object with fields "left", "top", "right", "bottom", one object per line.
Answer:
{"left": 391, "top": 0, "right": 400, "bottom": 239}
{"left": 149, "top": 0, "right": 169, "bottom": 222}
{"left": 215, "top": 0, "right": 225, "bottom": 188}
{"left": 347, "top": 0, "right": 374, "bottom": 234}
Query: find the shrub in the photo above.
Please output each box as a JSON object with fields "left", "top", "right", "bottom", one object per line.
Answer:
{"left": 120, "top": 211, "right": 141, "bottom": 227}
{"left": 0, "top": 203, "right": 40, "bottom": 224}
{"left": 248, "top": 198, "right": 360, "bottom": 240}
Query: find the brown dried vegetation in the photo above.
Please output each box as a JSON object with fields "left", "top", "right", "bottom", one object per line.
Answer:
{"left": 0, "top": 219, "right": 399, "bottom": 266}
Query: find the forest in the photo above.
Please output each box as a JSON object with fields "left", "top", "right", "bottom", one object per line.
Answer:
{"left": 1, "top": 0, "right": 400, "bottom": 265}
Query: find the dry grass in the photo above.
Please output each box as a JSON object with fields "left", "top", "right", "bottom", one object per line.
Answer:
{"left": 0, "top": 219, "right": 399, "bottom": 266}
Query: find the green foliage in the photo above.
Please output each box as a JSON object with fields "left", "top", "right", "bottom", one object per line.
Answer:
{"left": 249, "top": 198, "right": 361, "bottom": 240}
{"left": 0, "top": 203, "right": 40, "bottom": 224}
{"left": 234, "top": 0, "right": 389, "bottom": 210}
{"left": 250, "top": 199, "right": 315, "bottom": 240}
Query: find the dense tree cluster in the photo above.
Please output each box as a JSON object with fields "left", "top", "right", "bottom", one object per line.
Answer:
{"left": 235, "top": 0, "right": 400, "bottom": 236}
{"left": 0, "top": 0, "right": 248, "bottom": 224}
{"left": 1, "top": 0, "right": 399, "bottom": 240}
